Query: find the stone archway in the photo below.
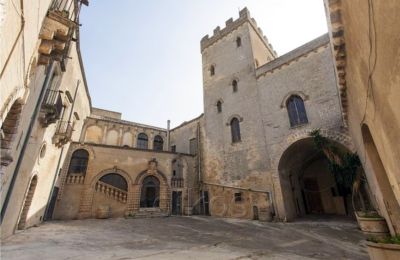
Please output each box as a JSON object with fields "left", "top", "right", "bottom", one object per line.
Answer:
{"left": 1, "top": 99, "right": 23, "bottom": 166}
{"left": 134, "top": 159, "right": 170, "bottom": 213}
{"left": 18, "top": 175, "right": 38, "bottom": 229}
{"left": 277, "top": 137, "right": 356, "bottom": 221}
{"left": 140, "top": 176, "right": 160, "bottom": 208}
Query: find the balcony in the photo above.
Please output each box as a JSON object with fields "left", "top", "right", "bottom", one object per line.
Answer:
{"left": 53, "top": 120, "right": 73, "bottom": 147}
{"left": 171, "top": 178, "right": 184, "bottom": 188}
{"left": 38, "top": 0, "right": 89, "bottom": 70}
{"left": 40, "top": 89, "right": 63, "bottom": 126}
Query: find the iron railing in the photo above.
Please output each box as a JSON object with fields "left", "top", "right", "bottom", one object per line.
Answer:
{"left": 53, "top": 120, "right": 73, "bottom": 146}
{"left": 40, "top": 89, "right": 63, "bottom": 126}
{"left": 49, "top": 0, "right": 88, "bottom": 24}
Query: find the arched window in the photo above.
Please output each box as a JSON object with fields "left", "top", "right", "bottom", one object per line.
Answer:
{"left": 216, "top": 101, "right": 222, "bottom": 113}
{"left": 137, "top": 133, "right": 148, "bottom": 149}
{"left": 236, "top": 37, "right": 242, "bottom": 47}
{"left": 153, "top": 135, "right": 164, "bottom": 151}
{"left": 232, "top": 80, "right": 238, "bottom": 92}
{"left": 286, "top": 95, "right": 308, "bottom": 127}
{"left": 210, "top": 65, "right": 215, "bottom": 76}
{"left": 68, "top": 149, "right": 89, "bottom": 175}
{"left": 99, "top": 173, "right": 128, "bottom": 191}
{"left": 230, "top": 117, "right": 241, "bottom": 143}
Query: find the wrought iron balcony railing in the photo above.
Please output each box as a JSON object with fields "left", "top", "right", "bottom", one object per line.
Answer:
{"left": 171, "top": 178, "right": 184, "bottom": 188}
{"left": 40, "top": 89, "right": 63, "bottom": 126}
{"left": 53, "top": 120, "right": 73, "bottom": 146}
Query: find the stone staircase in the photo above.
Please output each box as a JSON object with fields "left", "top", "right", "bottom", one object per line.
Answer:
{"left": 126, "top": 208, "right": 169, "bottom": 219}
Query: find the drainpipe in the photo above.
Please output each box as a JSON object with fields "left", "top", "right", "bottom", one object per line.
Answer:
{"left": 44, "top": 80, "right": 80, "bottom": 220}
{"left": 166, "top": 120, "right": 170, "bottom": 151}
{"left": 0, "top": 62, "right": 55, "bottom": 224}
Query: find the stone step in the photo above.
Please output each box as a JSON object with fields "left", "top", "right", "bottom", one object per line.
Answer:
{"left": 126, "top": 209, "right": 169, "bottom": 219}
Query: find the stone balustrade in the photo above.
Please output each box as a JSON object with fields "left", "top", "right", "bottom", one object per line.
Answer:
{"left": 94, "top": 181, "right": 127, "bottom": 203}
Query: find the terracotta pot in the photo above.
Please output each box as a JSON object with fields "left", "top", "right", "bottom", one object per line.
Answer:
{"left": 356, "top": 211, "right": 389, "bottom": 239}
{"left": 367, "top": 241, "right": 400, "bottom": 260}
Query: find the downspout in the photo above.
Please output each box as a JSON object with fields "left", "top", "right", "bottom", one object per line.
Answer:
{"left": 0, "top": 62, "right": 55, "bottom": 223}
{"left": 196, "top": 121, "right": 205, "bottom": 214}
{"left": 44, "top": 80, "right": 80, "bottom": 220}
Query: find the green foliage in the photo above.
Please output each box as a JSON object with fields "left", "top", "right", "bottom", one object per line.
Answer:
{"left": 309, "top": 129, "right": 361, "bottom": 194}
{"left": 367, "top": 236, "right": 400, "bottom": 245}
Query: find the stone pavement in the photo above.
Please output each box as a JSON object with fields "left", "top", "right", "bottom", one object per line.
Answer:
{"left": 1, "top": 216, "right": 368, "bottom": 259}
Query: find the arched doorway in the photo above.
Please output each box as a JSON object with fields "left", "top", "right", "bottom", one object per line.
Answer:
{"left": 278, "top": 138, "right": 356, "bottom": 221}
{"left": 362, "top": 124, "right": 400, "bottom": 235}
{"left": 18, "top": 176, "right": 38, "bottom": 229}
{"left": 140, "top": 176, "right": 160, "bottom": 208}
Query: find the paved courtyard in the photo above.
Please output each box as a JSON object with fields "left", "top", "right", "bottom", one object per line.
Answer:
{"left": 2, "top": 216, "right": 368, "bottom": 259}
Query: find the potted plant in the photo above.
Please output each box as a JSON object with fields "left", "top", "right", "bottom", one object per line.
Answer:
{"left": 352, "top": 172, "right": 390, "bottom": 238}
{"left": 366, "top": 236, "right": 400, "bottom": 260}
{"left": 310, "top": 130, "right": 389, "bottom": 237}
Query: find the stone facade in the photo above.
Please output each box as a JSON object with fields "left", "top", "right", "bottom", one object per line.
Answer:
{"left": 1, "top": 0, "right": 91, "bottom": 239}
{"left": 5, "top": 3, "right": 396, "bottom": 240}
{"left": 200, "top": 8, "right": 350, "bottom": 220}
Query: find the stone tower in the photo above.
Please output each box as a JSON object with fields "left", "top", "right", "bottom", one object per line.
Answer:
{"left": 200, "top": 8, "right": 277, "bottom": 190}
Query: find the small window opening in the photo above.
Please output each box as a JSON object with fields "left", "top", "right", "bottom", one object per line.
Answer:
{"left": 234, "top": 192, "right": 242, "bottom": 202}
{"left": 236, "top": 37, "right": 242, "bottom": 47}
{"left": 232, "top": 80, "right": 238, "bottom": 92}
{"left": 210, "top": 65, "right": 215, "bottom": 76}
{"left": 217, "top": 101, "right": 222, "bottom": 113}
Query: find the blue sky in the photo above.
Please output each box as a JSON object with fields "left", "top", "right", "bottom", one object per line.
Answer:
{"left": 79, "top": 0, "right": 327, "bottom": 128}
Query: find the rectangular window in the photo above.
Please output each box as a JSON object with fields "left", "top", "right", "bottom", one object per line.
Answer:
{"left": 189, "top": 138, "right": 197, "bottom": 155}
{"left": 234, "top": 192, "right": 242, "bottom": 202}
{"left": 171, "top": 145, "right": 176, "bottom": 152}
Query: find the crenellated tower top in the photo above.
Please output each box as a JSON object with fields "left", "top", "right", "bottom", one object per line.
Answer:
{"left": 200, "top": 7, "right": 277, "bottom": 57}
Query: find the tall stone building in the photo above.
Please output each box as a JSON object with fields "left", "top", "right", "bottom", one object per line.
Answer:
{"left": 2, "top": 1, "right": 398, "bottom": 240}
{"left": 1, "top": 0, "right": 90, "bottom": 238}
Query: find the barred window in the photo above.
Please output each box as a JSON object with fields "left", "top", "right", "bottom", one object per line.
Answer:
{"left": 234, "top": 192, "right": 242, "bottom": 202}
{"left": 137, "top": 133, "right": 148, "bottom": 149}
{"left": 153, "top": 135, "right": 163, "bottom": 151}
{"left": 68, "top": 149, "right": 89, "bottom": 175}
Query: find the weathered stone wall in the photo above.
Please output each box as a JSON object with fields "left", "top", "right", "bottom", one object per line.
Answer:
{"left": 1, "top": 1, "right": 92, "bottom": 238}
{"left": 325, "top": 0, "right": 400, "bottom": 235}
{"left": 53, "top": 142, "right": 197, "bottom": 219}
{"left": 200, "top": 9, "right": 348, "bottom": 220}
{"left": 169, "top": 115, "right": 203, "bottom": 154}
